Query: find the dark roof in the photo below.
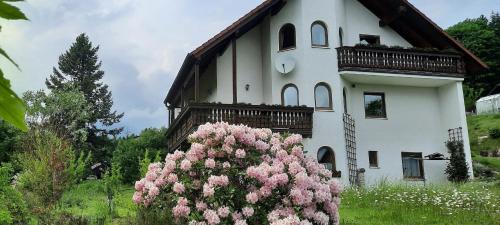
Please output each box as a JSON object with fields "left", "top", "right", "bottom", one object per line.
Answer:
{"left": 165, "top": 0, "right": 488, "bottom": 105}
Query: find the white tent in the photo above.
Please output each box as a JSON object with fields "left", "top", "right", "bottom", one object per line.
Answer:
{"left": 476, "top": 94, "right": 500, "bottom": 115}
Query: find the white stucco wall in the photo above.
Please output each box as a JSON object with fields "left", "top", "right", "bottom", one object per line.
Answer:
{"left": 348, "top": 84, "right": 450, "bottom": 184}
{"left": 216, "top": 43, "right": 234, "bottom": 103}
{"left": 237, "top": 26, "right": 264, "bottom": 104}
{"left": 438, "top": 82, "right": 474, "bottom": 177}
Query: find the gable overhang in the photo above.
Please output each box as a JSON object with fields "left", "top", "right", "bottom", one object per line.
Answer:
{"left": 164, "top": 0, "right": 286, "bottom": 105}
{"left": 357, "top": 0, "right": 488, "bottom": 74}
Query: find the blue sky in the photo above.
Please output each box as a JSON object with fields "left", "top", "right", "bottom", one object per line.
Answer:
{"left": 1, "top": 0, "right": 498, "bottom": 134}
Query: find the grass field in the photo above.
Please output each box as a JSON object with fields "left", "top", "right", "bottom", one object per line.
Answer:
{"left": 340, "top": 182, "right": 500, "bottom": 225}
{"left": 56, "top": 180, "right": 136, "bottom": 224}
{"left": 56, "top": 180, "right": 500, "bottom": 225}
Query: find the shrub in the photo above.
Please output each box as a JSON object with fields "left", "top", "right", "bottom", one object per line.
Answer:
{"left": 16, "top": 130, "right": 87, "bottom": 215}
{"left": 133, "top": 123, "right": 342, "bottom": 225}
{"left": 488, "top": 128, "right": 500, "bottom": 139}
{"left": 0, "top": 163, "right": 29, "bottom": 224}
{"left": 445, "top": 141, "right": 470, "bottom": 182}
{"left": 112, "top": 128, "right": 166, "bottom": 184}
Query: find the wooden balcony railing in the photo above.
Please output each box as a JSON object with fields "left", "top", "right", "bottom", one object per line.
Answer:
{"left": 337, "top": 46, "right": 466, "bottom": 76}
{"left": 166, "top": 103, "right": 314, "bottom": 151}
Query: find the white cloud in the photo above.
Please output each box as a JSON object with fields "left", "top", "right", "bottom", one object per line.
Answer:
{"left": 1, "top": 0, "right": 496, "bottom": 134}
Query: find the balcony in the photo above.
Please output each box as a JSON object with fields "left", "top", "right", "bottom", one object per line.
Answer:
{"left": 337, "top": 46, "right": 466, "bottom": 77}
{"left": 166, "top": 103, "right": 314, "bottom": 151}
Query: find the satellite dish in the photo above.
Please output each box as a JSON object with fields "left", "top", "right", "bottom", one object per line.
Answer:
{"left": 275, "top": 56, "right": 296, "bottom": 75}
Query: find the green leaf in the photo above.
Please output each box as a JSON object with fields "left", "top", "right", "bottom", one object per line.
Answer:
{"left": 0, "top": 1, "right": 27, "bottom": 20}
{"left": 0, "top": 47, "right": 19, "bottom": 69}
{"left": 0, "top": 69, "right": 27, "bottom": 131}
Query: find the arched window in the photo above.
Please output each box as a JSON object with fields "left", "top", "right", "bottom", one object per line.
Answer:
{"left": 318, "top": 146, "right": 336, "bottom": 171}
{"left": 339, "top": 27, "right": 344, "bottom": 47}
{"left": 281, "top": 84, "right": 299, "bottom": 106}
{"left": 311, "top": 21, "right": 328, "bottom": 47}
{"left": 315, "top": 82, "right": 332, "bottom": 110}
{"left": 279, "top": 24, "right": 296, "bottom": 50}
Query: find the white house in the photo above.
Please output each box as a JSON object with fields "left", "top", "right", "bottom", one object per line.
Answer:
{"left": 163, "top": 0, "right": 488, "bottom": 185}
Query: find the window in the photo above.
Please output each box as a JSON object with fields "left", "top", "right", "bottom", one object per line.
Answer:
{"left": 279, "top": 24, "right": 296, "bottom": 50}
{"left": 339, "top": 27, "right": 344, "bottom": 47}
{"left": 318, "top": 146, "right": 336, "bottom": 171}
{"left": 342, "top": 88, "right": 347, "bottom": 113}
{"left": 401, "top": 152, "right": 424, "bottom": 179}
{"left": 282, "top": 84, "right": 299, "bottom": 106}
{"left": 311, "top": 21, "right": 328, "bottom": 47}
{"left": 314, "top": 83, "right": 332, "bottom": 110}
{"left": 359, "top": 34, "right": 380, "bottom": 45}
{"left": 368, "top": 151, "right": 379, "bottom": 168}
{"left": 364, "top": 92, "right": 386, "bottom": 118}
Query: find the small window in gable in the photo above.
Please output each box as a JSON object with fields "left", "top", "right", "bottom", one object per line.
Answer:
{"left": 318, "top": 146, "right": 336, "bottom": 171}
{"left": 311, "top": 21, "right": 328, "bottom": 47}
{"left": 282, "top": 84, "right": 299, "bottom": 106}
{"left": 360, "top": 34, "right": 380, "bottom": 46}
{"left": 279, "top": 24, "right": 296, "bottom": 50}
{"left": 315, "top": 82, "right": 332, "bottom": 110}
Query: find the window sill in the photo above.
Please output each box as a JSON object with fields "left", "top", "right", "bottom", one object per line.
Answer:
{"left": 369, "top": 166, "right": 380, "bottom": 169}
{"left": 312, "top": 45, "right": 330, "bottom": 49}
{"left": 315, "top": 108, "right": 334, "bottom": 112}
{"left": 404, "top": 178, "right": 425, "bottom": 181}
{"left": 278, "top": 47, "right": 296, "bottom": 52}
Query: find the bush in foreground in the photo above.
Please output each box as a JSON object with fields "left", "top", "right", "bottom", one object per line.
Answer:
{"left": 133, "top": 123, "right": 342, "bottom": 225}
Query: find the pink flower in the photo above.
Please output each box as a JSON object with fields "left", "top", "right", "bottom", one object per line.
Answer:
{"left": 218, "top": 206, "right": 230, "bottom": 218}
{"left": 223, "top": 161, "right": 231, "bottom": 169}
{"left": 167, "top": 173, "right": 178, "bottom": 183}
{"left": 180, "top": 159, "right": 192, "bottom": 171}
{"left": 203, "top": 183, "right": 215, "bottom": 197}
{"left": 203, "top": 209, "right": 220, "bottom": 225}
{"left": 196, "top": 201, "right": 208, "bottom": 211}
{"left": 235, "top": 149, "right": 246, "bottom": 158}
{"left": 148, "top": 186, "right": 160, "bottom": 197}
{"left": 132, "top": 192, "right": 142, "bottom": 204}
{"left": 235, "top": 220, "right": 248, "bottom": 225}
{"left": 172, "top": 204, "right": 190, "bottom": 218}
{"left": 232, "top": 212, "right": 243, "bottom": 221}
{"left": 246, "top": 192, "right": 258, "bottom": 204}
{"left": 173, "top": 182, "right": 185, "bottom": 194}
{"left": 135, "top": 179, "right": 145, "bottom": 191}
{"left": 242, "top": 207, "right": 254, "bottom": 217}
{"left": 208, "top": 175, "right": 229, "bottom": 187}
{"left": 205, "top": 158, "right": 216, "bottom": 169}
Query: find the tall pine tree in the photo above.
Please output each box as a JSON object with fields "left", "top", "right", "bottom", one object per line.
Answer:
{"left": 46, "top": 34, "right": 123, "bottom": 159}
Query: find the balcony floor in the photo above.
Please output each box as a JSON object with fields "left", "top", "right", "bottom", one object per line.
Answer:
{"left": 340, "top": 71, "right": 463, "bottom": 88}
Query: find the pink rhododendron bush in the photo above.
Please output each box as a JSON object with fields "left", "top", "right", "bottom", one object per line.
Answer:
{"left": 133, "top": 122, "right": 342, "bottom": 225}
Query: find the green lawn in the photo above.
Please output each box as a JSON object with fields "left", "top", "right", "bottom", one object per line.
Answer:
{"left": 56, "top": 180, "right": 136, "bottom": 224}
{"left": 340, "top": 182, "right": 500, "bottom": 225}
{"left": 57, "top": 180, "right": 499, "bottom": 225}
{"left": 467, "top": 114, "right": 500, "bottom": 171}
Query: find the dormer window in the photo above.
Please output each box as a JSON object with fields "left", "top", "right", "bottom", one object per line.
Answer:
{"left": 360, "top": 34, "right": 380, "bottom": 46}
{"left": 279, "top": 24, "right": 296, "bottom": 50}
{"left": 311, "top": 21, "right": 328, "bottom": 47}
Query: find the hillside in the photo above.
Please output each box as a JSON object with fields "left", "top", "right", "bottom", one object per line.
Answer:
{"left": 467, "top": 114, "right": 500, "bottom": 174}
